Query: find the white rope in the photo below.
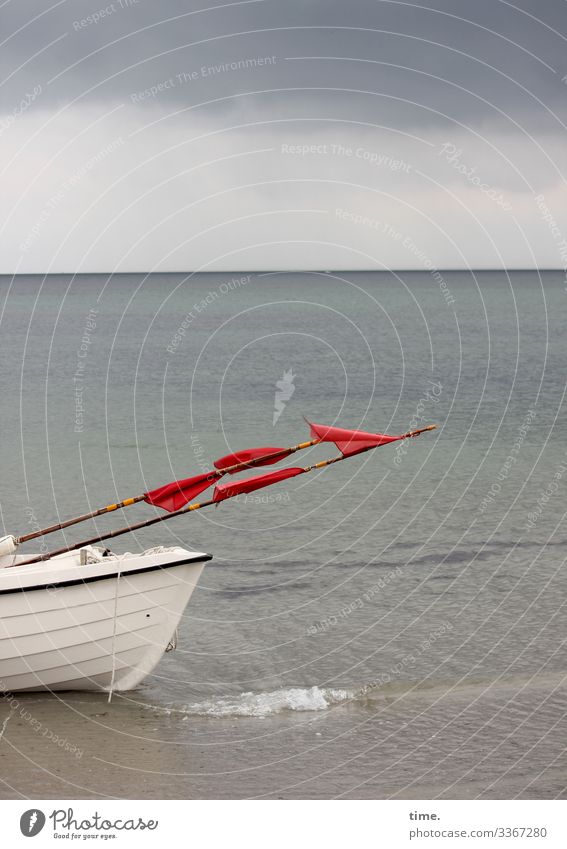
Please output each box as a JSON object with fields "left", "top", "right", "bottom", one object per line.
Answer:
{"left": 107, "top": 563, "right": 122, "bottom": 703}
{"left": 0, "top": 711, "right": 12, "bottom": 742}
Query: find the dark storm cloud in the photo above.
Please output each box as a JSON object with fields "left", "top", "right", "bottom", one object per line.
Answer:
{"left": 1, "top": 0, "right": 566, "bottom": 272}
{"left": 1, "top": 0, "right": 566, "bottom": 131}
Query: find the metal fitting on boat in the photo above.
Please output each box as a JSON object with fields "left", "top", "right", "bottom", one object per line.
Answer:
{"left": 0, "top": 535, "right": 18, "bottom": 556}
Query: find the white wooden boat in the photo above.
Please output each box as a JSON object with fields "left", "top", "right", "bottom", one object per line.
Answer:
{"left": 0, "top": 422, "right": 435, "bottom": 694}
{"left": 0, "top": 544, "right": 210, "bottom": 693}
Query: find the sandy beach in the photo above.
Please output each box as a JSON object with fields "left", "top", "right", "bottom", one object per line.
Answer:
{"left": 2, "top": 672, "right": 566, "bottom": 800}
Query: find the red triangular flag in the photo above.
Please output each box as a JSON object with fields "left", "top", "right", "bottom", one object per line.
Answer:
{"left": 214, "top": 446, "right": 289, "bottom": 473}
{"left": 213, "top": 467, "right": 304, "bottom": 503}
{"left": 307, "top": 420, "right": 403, "bottom": 457}
{"left": 144, "top": 472, "right": 219, "bottom": 512}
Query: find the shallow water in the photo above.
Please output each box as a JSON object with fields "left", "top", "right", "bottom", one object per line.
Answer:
{"left": 0, "top": 270, "right": 565, "bottom": 799}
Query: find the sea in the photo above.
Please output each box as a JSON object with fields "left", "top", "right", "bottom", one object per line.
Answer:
{"left": 0, "top": 270, "right": 566, "bottom": 799}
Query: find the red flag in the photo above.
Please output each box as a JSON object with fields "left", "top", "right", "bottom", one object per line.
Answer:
{"left": 213, "top": 467, "right": 304, "bottom": 503}
{"left": 307, "top": 420, "right": 404, "bottom": 457}
{"left": 214, "top": 446, "right": 289, "bottom": 473}
{"left": 144, "top": 472, "right": 219, "bottom": 512}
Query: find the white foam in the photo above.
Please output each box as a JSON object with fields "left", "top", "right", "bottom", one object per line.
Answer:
{"left": 185, "top": 686, "right": 352, "bottom": 718}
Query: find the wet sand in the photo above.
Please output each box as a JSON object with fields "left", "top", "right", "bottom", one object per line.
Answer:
{"left": 1, "top": 675, "right": 566, "bottom": 800}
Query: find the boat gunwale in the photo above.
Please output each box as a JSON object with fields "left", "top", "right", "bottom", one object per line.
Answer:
{"left": 0, "top": 553, "right": 212, "bottom": 596}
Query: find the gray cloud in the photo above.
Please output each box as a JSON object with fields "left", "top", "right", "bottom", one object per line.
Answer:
{"left": 0, "top": 0, "right": 565, "bottom": 271}
{"left": 2, "top": 0, "right": 566, "bottom": 126}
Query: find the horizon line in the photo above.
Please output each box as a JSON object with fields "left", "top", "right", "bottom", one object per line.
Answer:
{"left": 0, "top": 268, "right": 564, "bottom": 276}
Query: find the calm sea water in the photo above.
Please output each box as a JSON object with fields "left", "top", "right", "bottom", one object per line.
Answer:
{"left": 0, "top": 270, "right": 566, "bottom": 799}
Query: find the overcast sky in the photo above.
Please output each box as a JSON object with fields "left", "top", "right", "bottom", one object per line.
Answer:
{"left": 1, "top": 0, "right": 566, "bottom": 271}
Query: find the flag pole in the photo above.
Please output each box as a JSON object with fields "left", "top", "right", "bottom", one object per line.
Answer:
{"left": 15, "top": 439, "right": 320, "bottom": 544}
{"left": 16, "top": 425, "right": 435, "bottom": 543}
{"left": 16, "top": 496, "right": 147, "bottom": 543}
{"left": 11, "top": 498, "right": 217, "bottom": 567}
{"left": 12, "top": 425, "right": 436, "bottom": 568}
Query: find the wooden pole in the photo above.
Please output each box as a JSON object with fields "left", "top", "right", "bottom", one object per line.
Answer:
{"left": 17, "top": 496, "right": 145, "bottom": 543}
{"left": 11, "top": 498, "right": 215, "bottom": 567}
{"left": 15, "top": 439, "right": 320, "bottom": 543}
{"left": 12, "top": 425, "right": 436, "bottom": 568}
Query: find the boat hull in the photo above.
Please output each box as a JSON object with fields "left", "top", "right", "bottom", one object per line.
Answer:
{"left": 0, "top": 547, "right": 210, "bottom": 692}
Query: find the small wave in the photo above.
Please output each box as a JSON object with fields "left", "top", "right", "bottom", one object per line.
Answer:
{"left": 184, "top": 686, "right": 353, "bottom": 717}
